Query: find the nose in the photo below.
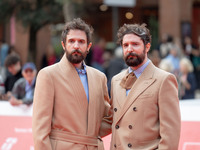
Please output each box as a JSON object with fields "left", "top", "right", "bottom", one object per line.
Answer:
{"left": 127, "top": 44, "right": 133, "bottom": 52}
{"left": 74, "top": 41, "right": 79, "bottom": 49}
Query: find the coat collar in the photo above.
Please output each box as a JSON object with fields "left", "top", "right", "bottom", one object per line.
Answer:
{"left": 58, "top": 54, "right": 89, "bottom": 116}
{"left": 58, "top": 54, "right": 103, "bottom": 134}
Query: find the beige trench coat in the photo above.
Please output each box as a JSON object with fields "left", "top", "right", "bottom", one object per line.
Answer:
{"left": 32, "top": 54, "right": 111, "bottom": 150}
{"left": 110, "top": 62, "right": 181, "bottom": 150}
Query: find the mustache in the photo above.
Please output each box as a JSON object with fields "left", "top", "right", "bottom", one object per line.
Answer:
{"left": 125, "top": 52, "right": 139, "bottom": 58}
{"left": 71, "top": 49, "right": 83, "bottom": 54}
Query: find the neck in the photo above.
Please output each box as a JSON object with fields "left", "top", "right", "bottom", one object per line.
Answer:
{"left": 73, "top": 62, "right": 83, "bottom": 69}
{"left": 27, "top": 80, "right": 33, "bottom": 85}
{"left": 130, "top": 58, "right": 148, "bottom": 71}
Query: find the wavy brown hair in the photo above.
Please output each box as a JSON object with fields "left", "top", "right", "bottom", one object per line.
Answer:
{"left": 117, "top": 23, "right": 151, "bottom": 46}
{"left": 61, "top": 18, "right": 93, "bottom": 45}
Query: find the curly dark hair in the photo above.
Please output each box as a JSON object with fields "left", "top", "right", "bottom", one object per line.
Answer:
{"left": 4, "top": 53, "right": 21, "bottom": 68}
{"left": 61, "top": 18, "right": 94, "bottom": 45}
{"left": 117, "top": 23, "right": 151, "bottom": 46}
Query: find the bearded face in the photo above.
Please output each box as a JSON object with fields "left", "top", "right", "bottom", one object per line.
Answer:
{"left": 65, "top": 49, "right": 88, "bottom": 64}
{"left": 124, "top": 48, "right": 146, "bottom": 67}
{"left": 61, "top": 30, "right": 91, "bottom": 64}
{"left": 122, "top": 33, "right": 149, "bottom": 68}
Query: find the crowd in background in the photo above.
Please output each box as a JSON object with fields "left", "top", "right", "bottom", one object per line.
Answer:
{"left": 150, "top": 34, "right": 200, "bottom": 100}
{"left": 0, "top": 33, "right": 200, "bottom": 106}
{"left": 87, "top": 34, "right": 200, "bottom": 100}
{"left": 0, "top": 41, "right": 54, "bottom": 106}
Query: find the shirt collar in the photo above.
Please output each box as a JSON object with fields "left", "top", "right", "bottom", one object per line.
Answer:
{"left": 75, "top": 63, "right": 87, "bottom": 75}
{"left": 128, "top": 59, "right": 150, "bottom": 78}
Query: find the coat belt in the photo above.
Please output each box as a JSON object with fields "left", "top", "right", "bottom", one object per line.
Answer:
{"left": 50, "top": 129, "right": 104, "bottom": 150}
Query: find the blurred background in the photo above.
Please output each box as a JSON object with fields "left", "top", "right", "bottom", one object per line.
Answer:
{"left": 0, "top": 1, "right": 200, "bottom": 149}
{"left": 0, "top": 0, "right": 200, "bottom": 98}
{"left": 0, "top": 0, "right": 199, "bottom": 67}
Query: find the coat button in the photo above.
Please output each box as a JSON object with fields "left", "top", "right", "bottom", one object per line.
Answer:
{"left": 133, "top": 107, "right": 137, "bottom": 111}
{"left": 114, "top": 108, "right": 117, "bottom": 112}
{"left": 114, "top": 144, "right": 117, "bottom": 148}
{"left": 128, "top": 143, "right": 132, "bottom": 148}
{"left": 128, "top": 125, "right": 132, "bottom": 129}
{"left": 115, "top": 125, "right": 119, "bottom": 129}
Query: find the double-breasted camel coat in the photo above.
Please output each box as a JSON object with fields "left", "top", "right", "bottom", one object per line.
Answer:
{"left": 110, "top": 61, "right": 181, "bottom": 150}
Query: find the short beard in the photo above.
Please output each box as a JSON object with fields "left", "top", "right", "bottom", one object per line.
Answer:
{"left": 65, "top": 49, "right": 87, "bottom": 64}
{"left": 124, "top": 49, "right": 146, "bottom": 67}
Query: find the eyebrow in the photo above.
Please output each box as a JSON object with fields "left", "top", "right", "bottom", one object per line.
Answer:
{"left": 123, "top": 41, "right": 140, "bottom": 44}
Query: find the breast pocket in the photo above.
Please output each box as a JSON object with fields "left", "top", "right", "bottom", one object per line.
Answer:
{"left": 137, "top": 93, "right": 153, "bottom": 99}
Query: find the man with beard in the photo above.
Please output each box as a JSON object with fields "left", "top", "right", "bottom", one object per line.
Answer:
{"left": 32, "top": 18, "right": 111, "bottom": 150}
{"left": 110, "top": 23, "right": 181, "bottom": 150}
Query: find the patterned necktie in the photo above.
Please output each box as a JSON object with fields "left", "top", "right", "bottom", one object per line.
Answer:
{"left": 120, "top": 72, "right": 137, "bottom": 90}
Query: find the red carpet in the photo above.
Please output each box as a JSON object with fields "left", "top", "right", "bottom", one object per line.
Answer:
{"left": 0, "top": 100, "right": 200, "bottom": 149}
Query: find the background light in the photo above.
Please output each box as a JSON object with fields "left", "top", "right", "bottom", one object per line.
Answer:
{"left": 100, "top": 4, "right": 108, "bottom": 11}
{"left": 125, "top": 12, "right": 133, "bottom": 19}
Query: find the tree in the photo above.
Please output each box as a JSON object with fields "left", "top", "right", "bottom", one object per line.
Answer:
{"left": 0, "top": 0, "right": 63, "bottom": 61}
{"left": 56, "top": 0, "right": 96, "bottom": 22}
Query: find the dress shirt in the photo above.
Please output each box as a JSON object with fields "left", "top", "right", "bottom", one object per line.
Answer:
{"left": 126, "top": 59, "right": 150, "bottom": 95}
{"left": 76, "top": 64, "right": 89, "bottom": 102}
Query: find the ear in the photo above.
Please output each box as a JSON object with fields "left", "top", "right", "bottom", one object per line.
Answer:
{"left": 145, "top": 43, "right": 151, "bottom": 53}
{"left": 61, "top": 41, "right": 65, "bottom": 50}
{"left": 22, "top": 70, "right": 25, "bottom": 77}
{"left": 87, "top": 42, "right": 92, "bottom": 52}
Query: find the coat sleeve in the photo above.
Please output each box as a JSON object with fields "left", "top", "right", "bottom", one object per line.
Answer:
{"left": 99, "top": 75, "right": 112, "bottom": 137}
{"left": 32, "top": 69, "right": 54, "bottom": 150}
{"left": 158, "top": 74, "right": 181, "bottom": 149}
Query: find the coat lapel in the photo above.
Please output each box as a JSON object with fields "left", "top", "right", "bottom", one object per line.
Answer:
{"left": 115, "top": 62, "right": 156, "bottom": 124}
{"left": 58, "top": 54, "right": 88, "bottom": 116}
{"left": 115, "top": 70, "right": 128, "bottom": 109}
{"left": 86, "top": 67, "right": 97, "bottom": 133}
